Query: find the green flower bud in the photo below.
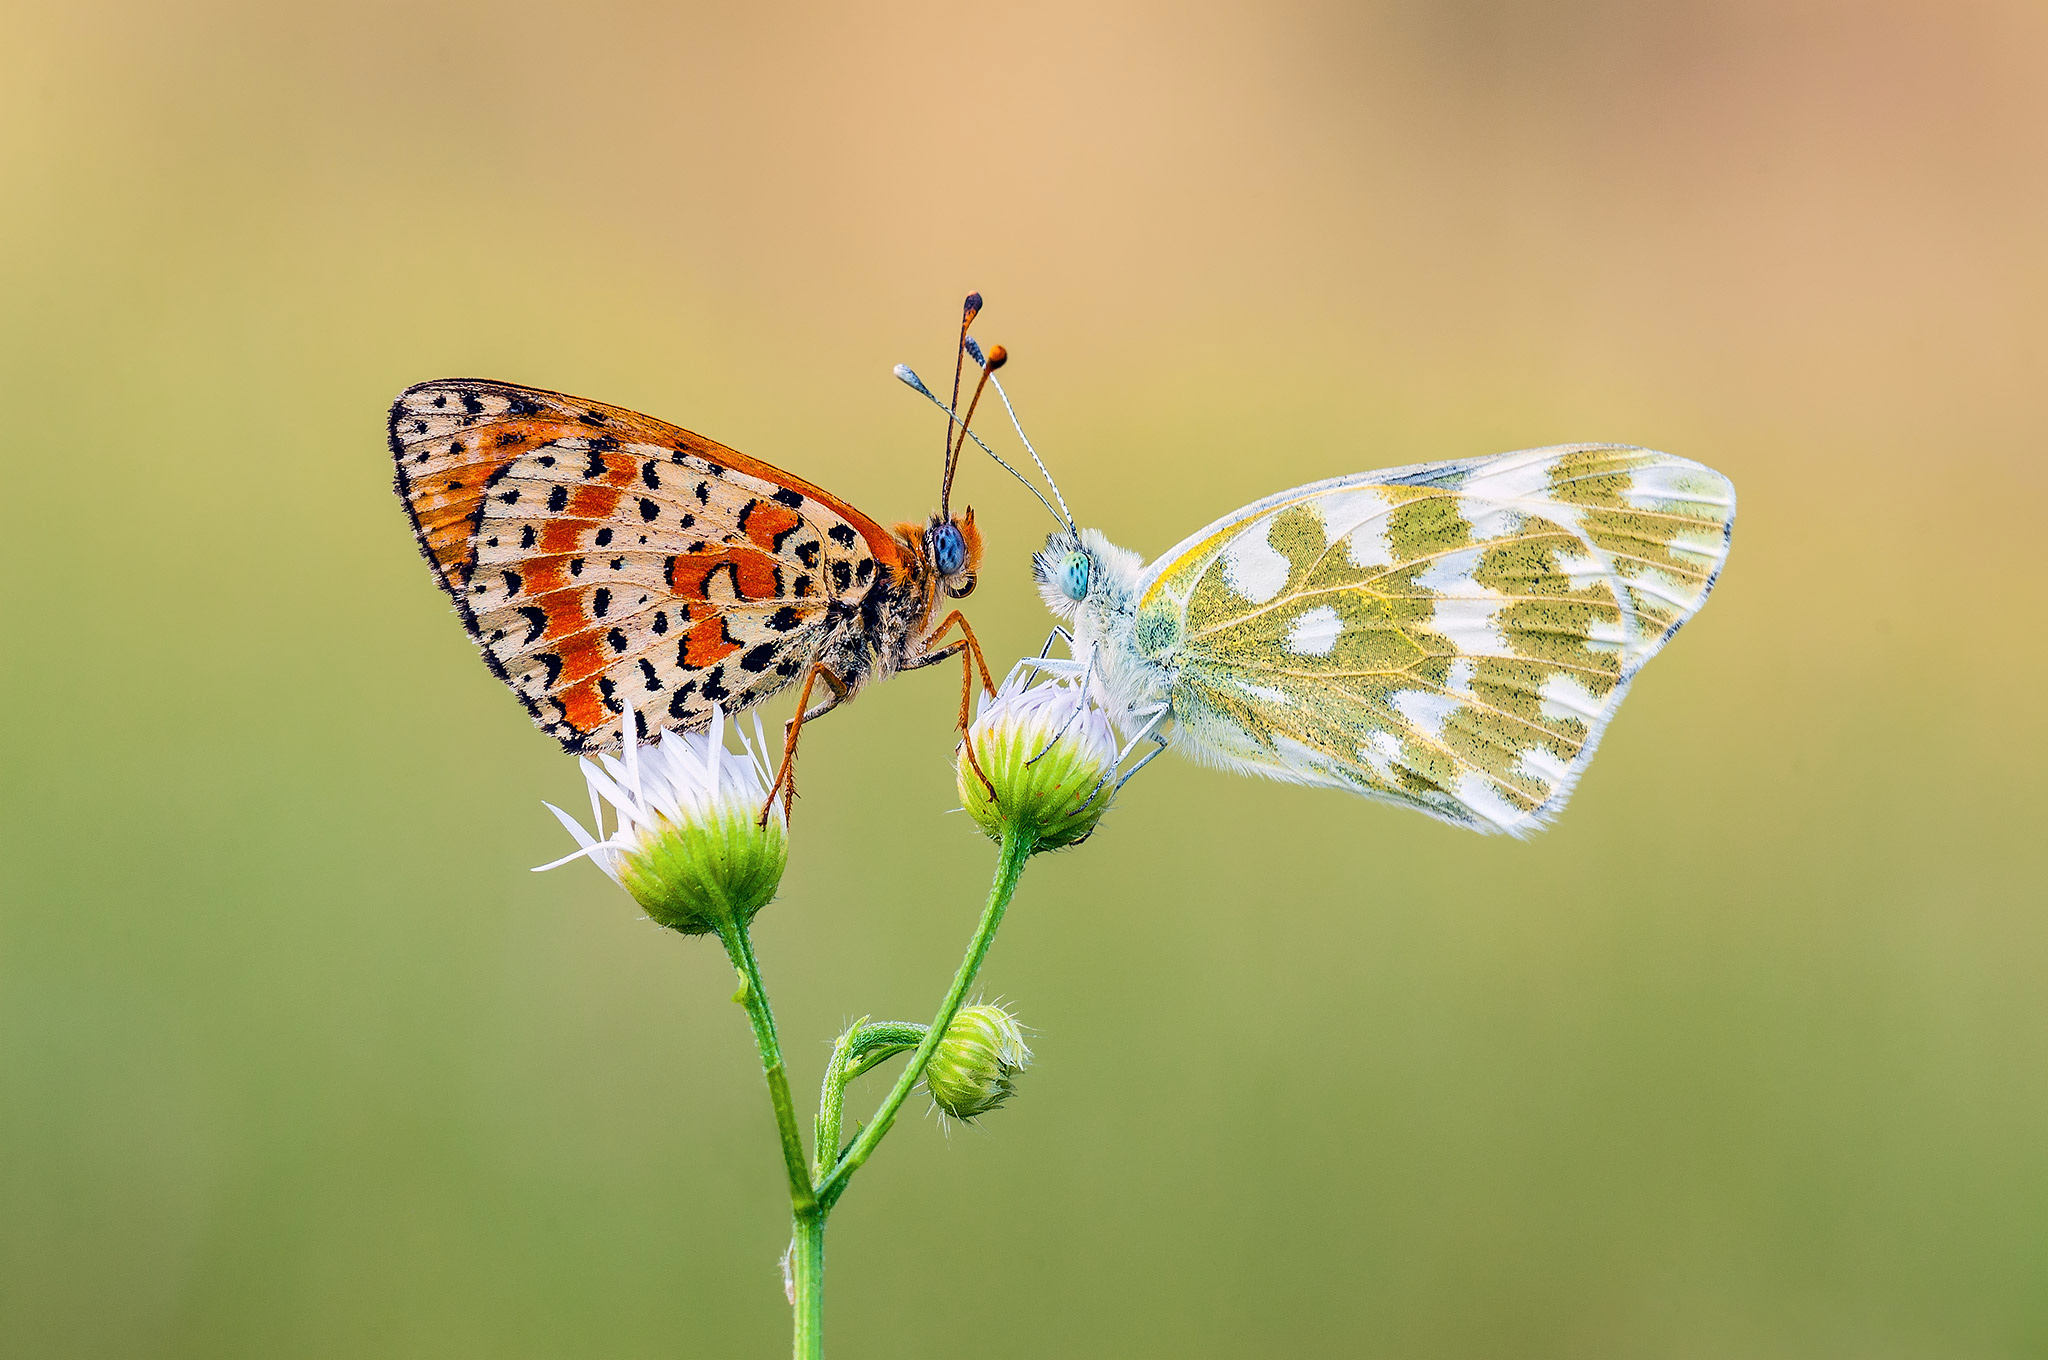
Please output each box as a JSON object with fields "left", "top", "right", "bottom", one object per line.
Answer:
{"left": 538, "top": 706, "right": 788, "bottom": 935}
{"left": 957, "top": 673, "right": 1119, "bottom": 850}
{"left": 924, "top": 1003, "right": 1032, "bottom": 1121}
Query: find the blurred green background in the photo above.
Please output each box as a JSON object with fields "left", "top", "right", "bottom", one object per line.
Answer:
{"left": 4, "top": 1, "right": 2045, "bottom": 1356}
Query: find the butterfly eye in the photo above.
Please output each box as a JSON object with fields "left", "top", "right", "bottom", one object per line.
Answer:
{"left": 1060, "top": 550, "right": 1091, "bottom": 601}
{"left": 932, "top": 522, "right": 967, "bottom": 576}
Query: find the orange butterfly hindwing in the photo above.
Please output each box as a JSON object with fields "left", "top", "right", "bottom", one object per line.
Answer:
{"left": 390, "top": 379, "right": 909, "bottom": 753}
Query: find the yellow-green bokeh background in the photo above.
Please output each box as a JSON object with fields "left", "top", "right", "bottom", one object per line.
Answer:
{"left": 5, "top": 2, "right": 2045, "bottom": 1355}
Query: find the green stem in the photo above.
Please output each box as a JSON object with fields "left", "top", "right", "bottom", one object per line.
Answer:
{"left": 817, "top": 827, "right": 1035, "bottom": 1210}
{"left": 790, "top": 1208, "right": 824, "bottom": 1360}
{"left": 814, "top": 1020, "right": 927, "bottom": 1184}
{"left": 718, "top": 922, "right": 816, "bottom": 1215}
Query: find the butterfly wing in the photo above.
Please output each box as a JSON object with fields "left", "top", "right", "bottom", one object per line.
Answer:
{"left": 391, "top": 379, "right": 908, "bottom": 753}
{"left": 1135, "top": 445, "right": 1735, "bottom": 835}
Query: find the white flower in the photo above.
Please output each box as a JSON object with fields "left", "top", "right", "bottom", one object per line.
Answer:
{"left": 957, "top": 670, "right": 1120, "bottom": 850}
{"left": 536, "top": 706, "right": 788, "bottom": 935}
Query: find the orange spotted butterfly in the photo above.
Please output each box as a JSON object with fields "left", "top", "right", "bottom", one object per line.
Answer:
{"left": 389, "top": 295, "right": 1005, "bottom": 807}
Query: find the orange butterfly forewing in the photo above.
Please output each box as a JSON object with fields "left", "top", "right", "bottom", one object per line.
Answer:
{"left": 390, "top": 379, "right": 912, "bottom": 754}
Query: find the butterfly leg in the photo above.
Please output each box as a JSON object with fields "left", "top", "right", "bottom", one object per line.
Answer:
{"left": 761, "top": 662, "right": 851, "bottom": 826}
{"left": 1026, "top": 651, "right": 1097, "bottom": 767}
{"left": 1081, "top": 703, "right": 1171, "bottom": 810}
{"left": 905, "top": 611, "right": 999, "bottom": 797}
{"left": 916, "top": 610, "right": 999, "bottom": 713}
{"left": 1011, "top": 629, "right": 1085, "bottom": 688}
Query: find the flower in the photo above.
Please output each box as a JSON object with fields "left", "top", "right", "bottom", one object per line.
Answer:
{"left": 957, "top": 669, "right": 1120, "bottom": 850}
{"left": 924, "top": 1003, "right": 1032, "bottom": 1121}
{"left": 535, "top": 706, "right": 789, "bottom": 936}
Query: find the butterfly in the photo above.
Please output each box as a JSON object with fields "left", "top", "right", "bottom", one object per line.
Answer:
{"left": 1027, "top": 444, "right": 1736, "bottom": 836}
{"left": 389, "top": 295, "right": 1007, "bottom": 809}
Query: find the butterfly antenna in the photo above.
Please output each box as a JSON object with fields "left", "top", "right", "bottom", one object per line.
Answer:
{"left": 942, "top": 343, "right": 1004, "bottom": 516}
{"left": 894, "top": 364, "right": 1067, "bottom": 528}
{"left": 941, "top": 291, "right": 982, "bottom": 514}
{"left": 965, "top": 336, "right": 1076, "bottom": 533}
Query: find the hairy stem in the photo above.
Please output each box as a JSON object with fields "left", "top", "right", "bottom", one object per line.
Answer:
{"left": 814, "top": 1020, "right": 927, "bottom": 1183}
{"left": 719, "top": 922, "right": 816, "bottom": 1214}
{"left": 790, "top": 1208, "right": 824, "bottom": 1360}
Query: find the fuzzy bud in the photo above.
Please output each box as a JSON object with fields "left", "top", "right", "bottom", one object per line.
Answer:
{"left": 924, "top": 1003, "right": 1032, "bottom": 1121}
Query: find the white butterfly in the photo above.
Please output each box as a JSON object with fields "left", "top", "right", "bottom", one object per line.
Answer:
{"left": 890, "top": 350, "right": 1735, "bottom": 837}
{"left": 1026, "top": 445, "right": 1736, "bottom": 837}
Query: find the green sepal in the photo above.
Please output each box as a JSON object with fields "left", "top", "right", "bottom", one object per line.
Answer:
{"left": 615, "top": 807, "right": 789, "bottom": 935}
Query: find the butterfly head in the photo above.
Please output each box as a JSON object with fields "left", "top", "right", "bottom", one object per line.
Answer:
{"left": 920, "top": 507, "right": 983, "bottom": 599}
{"left": 1033, "top": 528, "right": 1140, "bottom": 624}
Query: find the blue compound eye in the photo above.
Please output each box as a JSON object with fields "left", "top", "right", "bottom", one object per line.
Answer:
{"left": 932, "top": 523, "right": 967, "bottom": 576}
{"left": 1060, "top": 550, "right": 1091, "bottom": 601}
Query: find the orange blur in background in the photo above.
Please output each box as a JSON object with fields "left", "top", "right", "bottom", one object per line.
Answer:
{"left": 3, "top": 2, "right": 2044, "bottom": 1356}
